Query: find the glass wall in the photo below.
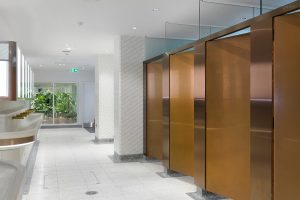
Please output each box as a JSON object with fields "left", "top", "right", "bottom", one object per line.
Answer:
{"left": 145, "top": 0, "right": 296, "bottom": 59}
{"left": 33, "top": 83, "right": 77, "bottom": 125}
{"left": 17, "top": 46, "right": 34, "bottom": 99}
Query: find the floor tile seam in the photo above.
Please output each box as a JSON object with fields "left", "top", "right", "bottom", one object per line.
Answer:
{"left": 29, "top": 166, "right": 59, "bottom": 194}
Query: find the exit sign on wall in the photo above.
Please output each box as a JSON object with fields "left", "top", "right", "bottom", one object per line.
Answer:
{"left": 71, "top": 68, "right": 78, "bottom": 73}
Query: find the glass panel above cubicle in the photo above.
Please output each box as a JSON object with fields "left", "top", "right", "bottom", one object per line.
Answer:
{"left": 263, "top": 0, "right": 296, "bottom": 10}
{"left": 145, "top": 37, "right": 194, "bottom": 60}
{"left": 167, "top": 0, "right": 296, "bottom": 40}
{"left": 145, "top": 0, "right": 296, "bottom": 60}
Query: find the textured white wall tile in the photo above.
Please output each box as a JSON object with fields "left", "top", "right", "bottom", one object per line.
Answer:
{"left": 114, "top": 36, "right": 121, "bottom": 153}
{"left": 114, "top": 35, "right": 145, "bottom": 155}
{"left": 95, "top": 60, "right": 100, "bottom": 137}
{"left": 95, "top": 55, "right": 115, "bottom": 140}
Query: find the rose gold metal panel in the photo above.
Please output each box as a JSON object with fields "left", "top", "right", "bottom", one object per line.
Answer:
{"left": 194, "top": 43, "right": 206, "bottom": 188}
{"left": 170, "top": 51, "right": 194, "bottom": 177}
{"left": 0, "top": 136, "right": 34, "bottom": 146}
{"left": 206, "top": 34, "right": 251, "bottom": 200}
{"left": 162, "top": 54, "right": 170, "bottom": 169}
{"left": 9, "top": 42, "right": 17, "bottom": 101}
{"left": 250, "top": 19, "right": 273, "bottom": 200}
{"left": 146, "top": 61, "right": 163, "bottom": 160}
{"left": 274, "top": 12, "right": 300, "bottom": 200}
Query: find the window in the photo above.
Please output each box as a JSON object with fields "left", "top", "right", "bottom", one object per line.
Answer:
{"left": 0, "top": 61, "right": 9, "bottom": 97}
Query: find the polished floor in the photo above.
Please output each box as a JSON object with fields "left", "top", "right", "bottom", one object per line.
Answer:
{"left": 22, "top": 128, "right": 196, "bottom": 200}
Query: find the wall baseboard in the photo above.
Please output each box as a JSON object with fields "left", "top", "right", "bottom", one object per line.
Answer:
{"left": 186, "top": 188, "right": 229, "bottom": 200}
{"left": 94, "top": 137, "right": 114, "bottom": 144}
{"left": 110, "top": 152, "right": 144, "bottom": 163}
{"left": 41, "top": 125, "right": 82, "bottom": 129}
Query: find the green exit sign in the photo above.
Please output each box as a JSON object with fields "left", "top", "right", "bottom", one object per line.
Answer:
{"left": 71, "top": 68, "right": 78, "bottom": 73}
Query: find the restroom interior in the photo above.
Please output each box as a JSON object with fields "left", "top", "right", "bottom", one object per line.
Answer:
{"left": 0, "top": 1, "right": 299, "bottom": 200}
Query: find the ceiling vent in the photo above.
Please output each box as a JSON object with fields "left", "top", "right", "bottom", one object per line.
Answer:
{"left": 62, "top": 48, "right": 72, "bottom": 55}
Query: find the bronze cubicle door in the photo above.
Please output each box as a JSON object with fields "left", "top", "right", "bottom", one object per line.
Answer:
{"left": 206, "top": 34, "right": 251, "bottom": 200}
{"left": 274, "top": 12, "right": 300, "bottom": 200}
{"left": 170, "top": 51, "right": 194, "bottom": 177}
{"left": 146, "top": 60, "right": 163, "bottom": 160}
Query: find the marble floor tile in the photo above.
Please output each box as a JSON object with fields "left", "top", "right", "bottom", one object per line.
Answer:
{"left": 23, "top": 128, "right": 196, "bottom": 200}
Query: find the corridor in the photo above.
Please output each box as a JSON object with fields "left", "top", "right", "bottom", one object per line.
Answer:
{"left": 22, "top": 129, "right": 196, "bottom": 200}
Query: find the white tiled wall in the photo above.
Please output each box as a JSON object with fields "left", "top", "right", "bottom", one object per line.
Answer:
{"left": 114, "top": 35, "right": 145, "bottom": 155}
{"left": 95, "top": 55, "right": 115, "bottom": 140}
{"left": 114, "top": 36, "right": 121, "bottom": 153}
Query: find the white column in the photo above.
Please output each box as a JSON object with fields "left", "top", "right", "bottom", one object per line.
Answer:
{"left": 114, "top": 35, "right": 145, "bottom": 156}
{"left": 95, "top": 55, "right": 115, "bottom": 141}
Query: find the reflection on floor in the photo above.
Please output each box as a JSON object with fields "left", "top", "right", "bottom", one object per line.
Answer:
{"left": 22, "top": 128, "right": 196, "bottom": 200}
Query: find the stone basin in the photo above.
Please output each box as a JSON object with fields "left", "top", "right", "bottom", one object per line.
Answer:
{"left": 0, "top": 112, "right": 43, "bottom": 149}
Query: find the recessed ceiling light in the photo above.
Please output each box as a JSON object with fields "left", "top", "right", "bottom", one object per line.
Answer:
{"left": 152, "top": 8, "right": 160, "bottom": 12}
{"left": 78, "top": 21, "right": 84, "bottom": 27}
{"left": 62, "top": 47, "right": 72, "bottom": 55}
{"left": 132, "top": 26, "right": 137, "bottom": 30}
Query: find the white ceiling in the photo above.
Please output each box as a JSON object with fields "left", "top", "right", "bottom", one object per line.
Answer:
{"left": 0, "top": 0, "right": 293, "bottom": 71}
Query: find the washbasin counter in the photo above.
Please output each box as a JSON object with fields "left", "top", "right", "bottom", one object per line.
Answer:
{"left": 0, "top": 108, "right": 43, "bottom": 200}
{"left": 0, "top": 109, "right": 43, "bottom": 149}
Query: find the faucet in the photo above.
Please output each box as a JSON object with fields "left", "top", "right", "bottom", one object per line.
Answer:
{"left": 12, "top": 109, "right": 34, "bottom": 120}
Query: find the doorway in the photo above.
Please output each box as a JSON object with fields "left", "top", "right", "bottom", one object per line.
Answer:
{"left": 32, "top": 82, "right": 78, "bottom": 125}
